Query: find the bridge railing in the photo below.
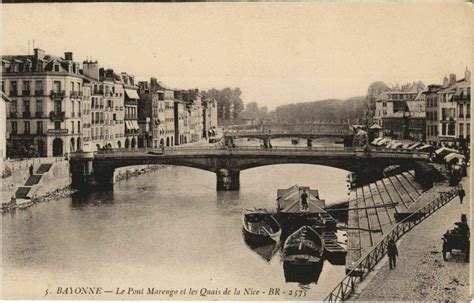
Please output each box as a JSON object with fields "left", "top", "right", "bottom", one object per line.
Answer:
{"left": 93, "top": 146, "right": 430, "bottom": 158}
{"left": 323, "top": 186, "right": 459, "bottom": 303}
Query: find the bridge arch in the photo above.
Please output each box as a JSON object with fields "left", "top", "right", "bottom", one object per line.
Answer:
{"left": 70, "top": 148, "right": 427, "bottom": 192}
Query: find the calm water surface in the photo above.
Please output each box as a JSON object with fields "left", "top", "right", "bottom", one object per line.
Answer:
{"left": 3, "top": 139, "right": 350, "bottom": 300}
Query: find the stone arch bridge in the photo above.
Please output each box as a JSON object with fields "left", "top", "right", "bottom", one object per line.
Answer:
{"left": 70, "top": 146, "right": 429, "bottom": 191}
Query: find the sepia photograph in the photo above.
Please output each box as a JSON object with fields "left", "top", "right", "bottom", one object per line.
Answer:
{"left": 0, "top": 1, "right": 472, "bottom": 301}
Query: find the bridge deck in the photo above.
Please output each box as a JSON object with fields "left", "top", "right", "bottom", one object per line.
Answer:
{"left": 346, "top": 170, "right": 424, "bottom": 271}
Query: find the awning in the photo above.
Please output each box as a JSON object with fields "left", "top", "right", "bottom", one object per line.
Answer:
{"left": 444, "top": 153, "right": 465, "bottom": 163}
{"left": 416, "top": 144, "right": 432, "bottom": 151}
{"left": 435, "top": 147, "right": 459, "bottom": 157}
{"left": 154, "top": 118, "right": 161, "bottom": 125}
{"left": 159, "top": 126, "right": 165, "bottom": 135}
{"left": 125, "top": 120, "right": 133, "bottom": 130}
{"left": 132, "top": 120, "right": 140, "bottom": 130}
{"left": 371, "top": 137, "right": 384, "bottom": 145}
{"left": 125, "top": 89, "right": 140, "bottom": 100}
{"left": 370, "top": 124, "right": 383, "bottom": 130}
{"left": 376, "top": 138, "right": 390, "bottom": 146}
{"left": 407, "top": 142, "right": 422, "bottom": 149}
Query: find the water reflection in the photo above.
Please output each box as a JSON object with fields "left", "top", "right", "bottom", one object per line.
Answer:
{"left": 3, "top": 160, "right": 348, "bottom": 300}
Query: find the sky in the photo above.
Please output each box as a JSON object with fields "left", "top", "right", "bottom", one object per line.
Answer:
{"left": 2, "top": 2, "right": 472, "bottom": 109}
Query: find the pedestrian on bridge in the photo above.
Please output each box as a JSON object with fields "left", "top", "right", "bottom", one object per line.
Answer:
{"left": 458, "top": 186, "right": 465, "bottom": 204}
{"left": 387, "top": 239, "right": 398, "bottom": 269}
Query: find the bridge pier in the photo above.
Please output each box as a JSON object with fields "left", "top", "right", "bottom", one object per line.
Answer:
{"left": 263, "top": 138, "right": 272, "bottom": 149}
{"left": 70, "top": 152, "right": 114, "bottom": 190}
{"left": 216, "top": 168, "right": 240, "bottom": 191}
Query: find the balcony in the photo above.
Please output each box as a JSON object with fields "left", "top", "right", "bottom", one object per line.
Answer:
{"left": 10, "top": 91, "right": 18, "bottom": 97}
{"left": 93, "top": 89, "right": 104, "bottom": 95}
{"left": 70, "top": 91, "right": 83, "bottom": 98}
{"left": 22, "top": 90, "right": 31, "bottom": 96}
{"left": 453, "top": 94, "right": 471, "bottom": 101}
{"left": 50, "top": 90, "right": 66, "bottom": 98}
{"left": 23, "top": 111, "right": 31, "bottom": 118}
{"left": 35, "top": 90, "right": 44, "bottom": 96}
{"left": 49, "top": 111, "right": 66, "bottom": 121}
{"left": 47, "top": 129, "right": 68, "bottom": 135}
{"left": 9, "top": 112, "right": 18, "bottom": 118}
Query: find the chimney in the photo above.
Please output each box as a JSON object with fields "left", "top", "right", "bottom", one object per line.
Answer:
{"left": 449, "top": 73, "right": 456, "bottom": 85}
{"left": 443, "top": 76, "right": 449, "bottom": 87}
{"left": 64, "top": 52, "right": 73, "bottom": 61}
{"left": 465, "top": 67, "right": 471, "bottom": 81}
{"left": 83, "top": 60, "right": 99, "bottom": 80}
{"left": 34, "top": 48, "right": 45, "bottom": 61}
{"left": 150, "top": 77, "right": 158, "bottom": 88}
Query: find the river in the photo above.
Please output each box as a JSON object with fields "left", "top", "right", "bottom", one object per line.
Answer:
{"left": 2, "top": 138, "right": 350, "bottom": 300}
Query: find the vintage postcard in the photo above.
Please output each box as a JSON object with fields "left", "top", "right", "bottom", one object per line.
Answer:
{"left": 1, "top": 1, "right": 472, "bottom": 301}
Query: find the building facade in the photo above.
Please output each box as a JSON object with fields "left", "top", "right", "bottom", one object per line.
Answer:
{"left": 1, "top": 92, "right": 10, "bottom": 159}
{"left": 2, "top": 49, "right": 85, "bottom": 157}
{"left": 122, "top": 72, "right": 140, "bottom": 149}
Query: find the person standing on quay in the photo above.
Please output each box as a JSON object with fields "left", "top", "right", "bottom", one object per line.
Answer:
{"left": 29, "top": 164, "right": 34, "bottom": 176}
{"left": 387, "top": 239, "right": 398, "bottom": 270}
{"left": 458, "top": 186, "right": 465, "bottom": 204}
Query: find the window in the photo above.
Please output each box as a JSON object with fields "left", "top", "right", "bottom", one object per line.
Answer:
{"left": 36, "top": 100, "right": 43, "bottom": 113}
{"left": 11, "top": 122, "right": 17, "bottom": 134}
{"left": 10, "top": 100, "right": 17, "bottom": 112}
{"left": 459, "top": 123, "right": 464, "bottom": 137}
{"left": 37, "top": 121, "right": 43, "bottom": 134}
{"left": 53, "top": 81, "right": 61, "bottom": 92}
{"left": 11, "top": 81, "right": 17, "bottom": 93}
{"left": 54, "top": 64, "right": 60, "bottom": 72}
{"left": 467, "top": 124, "right": 471, "bottom": 137}
{"left": 35, "top": 80, "right": 43, "bottom": 91}
{"left": 71, "top": 82, "right": 75, "bottom": 92}
{"left": 54, "top": 121, "right": 61, "bottom": 130}
{"left": 1, "top": 81, "right": 4, "bottom": 92}
{"left": 78, "top": 121, "right": 81, "bottom": 133}
{"left": 71, "top": 121, "right": 75, "bottom": 134}
{"left": 54, "top": 100, "right": 62, "bottom": 113}
{"left": 71, "top": 101, "right": 75, "bottom": 116}
{"left": 23, "top": 81, "right": 30, "bottom": 92}
{"left": 24, "top": 100, "right": 30, "bottom": 113}
{"left": 24, "top": 121, "right": 30, "bottom": 134}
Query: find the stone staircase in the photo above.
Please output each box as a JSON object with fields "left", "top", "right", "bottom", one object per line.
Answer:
{"left": 14, "top": 163, "right": 53, "bottom": 200}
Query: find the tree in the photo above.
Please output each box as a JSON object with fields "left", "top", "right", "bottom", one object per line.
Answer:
{"left": 202, "top": 87, "right": 244, "bottom": 120}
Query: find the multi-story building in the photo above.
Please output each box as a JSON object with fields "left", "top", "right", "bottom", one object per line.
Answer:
{"left": 382, "top": 84, "right": 425, "bottom": 140}
{"left": 173, "top": 90, "right": 187, "bottom": 146}
{"left": 188, "top": 89, "right": 203, "bottom": 143}
{"left": 82, "top": 60, "right": 105, "bottom": 151}
{"left": 138, "top": 78, "right": 166, "bottom": 148}
{"left": 122, "top": 72, "right": 140, "bottom": 149}
{"left": 424, "top": 84, "right": 442, "bottom": 144}
{"left": 202, "top": 96, "right": 218, "bottom": 140}
{"left": 100, "top": 68, "right": 126, "bottom": 149}
{"left": 454, "top": 68, "right": 471, "bottom": 144}
{"left": 437, "top": 74, "right": 459, "bottom": 145}
{"left": 2, "top": 49, "right": 84, "bottom": 157}
{"left": 373, "top": 92, "right": 391, "bottom": 127}
{"left": 1, "top": 92, "right": 10, "bottom": 159}
{"left": 163, "top": 87, "right": 175, "bottom": 146}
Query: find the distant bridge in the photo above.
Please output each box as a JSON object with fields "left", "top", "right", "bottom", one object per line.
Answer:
{"left": 223, "top": 123, "right": 352, "bottom": 147}
{"left": 70, "top": 146, "right": 429, "bottom": 191}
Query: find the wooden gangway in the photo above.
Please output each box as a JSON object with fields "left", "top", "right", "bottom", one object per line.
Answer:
{"left": 345, "top": 170, "right": 425, "bottom": 270}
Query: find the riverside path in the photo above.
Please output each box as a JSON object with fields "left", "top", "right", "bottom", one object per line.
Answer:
{"left": 353, "top": 176, "right": 470, "bottom": 301}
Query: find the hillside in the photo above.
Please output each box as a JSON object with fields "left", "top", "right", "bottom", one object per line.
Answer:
{"left": 269, "top": 96, "right": 366, "bottom": 124}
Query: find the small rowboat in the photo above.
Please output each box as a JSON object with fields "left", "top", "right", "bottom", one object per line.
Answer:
{"left": 283, "top": 226, "right": 324, "bottom": 265}
{"left": 242, "top": 210, "right": 282, "bottom": 244}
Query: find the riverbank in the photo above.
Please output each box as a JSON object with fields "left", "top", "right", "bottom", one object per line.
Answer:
{"left": 353, "top": 176, "right": 470, "bottom": 301}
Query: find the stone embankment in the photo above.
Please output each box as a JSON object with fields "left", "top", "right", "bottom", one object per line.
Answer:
{"left": 353, "top": 176, "right": 470, "bottom": 301}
